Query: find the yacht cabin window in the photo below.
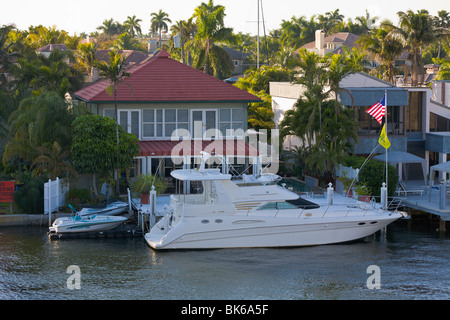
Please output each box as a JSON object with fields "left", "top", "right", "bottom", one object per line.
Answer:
{"left": 257, "top": 202, "right": 297, "bottom": 210}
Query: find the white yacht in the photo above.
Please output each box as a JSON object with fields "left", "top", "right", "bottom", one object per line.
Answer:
{"left": 144, "top": 167, "right": 407, "bottom": 249}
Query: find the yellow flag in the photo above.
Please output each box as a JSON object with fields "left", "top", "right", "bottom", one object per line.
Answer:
{"left": 379, "top": 124, "right": 391, "bottom": 149}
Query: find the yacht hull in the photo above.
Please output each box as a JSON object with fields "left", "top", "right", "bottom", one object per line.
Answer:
{"left": 145, "top": 213, "right": 403, "bottom": 249}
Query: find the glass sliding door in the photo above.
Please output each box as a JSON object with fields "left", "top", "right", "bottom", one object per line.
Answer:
{"left": 191, "top": 109, "right": 217, "bottom": 139}
{"left": 119, "top": 109, "right": 141, "bottom": 139}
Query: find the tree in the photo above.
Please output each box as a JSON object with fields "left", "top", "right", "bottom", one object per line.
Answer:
{"left": 11, "top": 48, "right": 83, "bottom": 97}
{"left": 235, "top": 65, "right": 290, "bottom": 132}
{"left": 31, "top": 141, "right": 78, "bottom": 180}
{"left": 325, "top": 50, "right": 363, "bottom": 120}
{"left": 168, "top": 18, "right": 197, "bottom": 65}
{"left": 123, "top": 15, "right": 142, "bottom": 38}
{"left": 3, "top": 91, "right": 75, "bottom": 166}
{"left": 0, "top": 24, "right": 20, "bottom": 86}
{"left": 433, "top": 42, "right": 450, "bottom": 80}
{"left": 114, "top": 32, "right": 141, "bottom": 50}
{"left": 97, "top": 18, "right": 124, "bottom": 36}
{"left": 71, "top": 115, "right": 139, "bottom": 196}
{"left": 279, "top": 16, "right": 317, "bottom": 49}
{"left": 151, "top": 9, "right": 172, "bottom": 48}
{"left": 317, "top": 9, "right": 344, "bottom": 35}
{"left": 94, "top": 49, "right": 132, "bottom": 194}
{"left": 355, "top": 9, "right": 379, "bottom": 34}
{"left": 357, "top": 24, "right": 404, "bottom": 84}
{"left": 383, "top": 10, "right": 436, "bottom": 86}
{"left": 76, "top": 42, "right": 98, "bottom": 77}
{"left": 433, "top": 10, "right": 450, "bottom": 58}
{"left": 191, "top": 0, "right": 235, "bottom": 78}
{"left": 26, "top": 25, "right": 68, "bottom": 48}
{"left": 293, "top": 48, "right": 329, "bottom": 132}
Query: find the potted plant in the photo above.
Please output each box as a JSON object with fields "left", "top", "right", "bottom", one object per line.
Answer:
{"left": 355, "top": 184, "right": 371, "bottom": 203}
{"left": 130, "top": 174, "right": 167, "bottom": 204}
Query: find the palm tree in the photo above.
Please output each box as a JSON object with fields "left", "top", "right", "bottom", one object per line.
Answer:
{"left": 76, "top": 42, "right": 97, "bottom": 77}
{"left": 0, "top": 24, "right": 20, "bottom": 86}
{"left": 382, "top": 10, "right": 436, "bottom": 86}
{"left": 4, "top": 92, "right": 75, "bottom": 165}
{"left": 433, "top": 10, "right": 450, "bottom": 58}
{"left": 357, "top": 24, "right": 404, "bottom": 84}
{"left": 114, "top": 33, "right": 141, "bottom": 50}
{"left": 355, "top": 9, "right": 379, "bottom": 34}
{"left": 294, "top": 48, "right": 329, "bottom": 131}
{"left": 151, "top": 9, "right": 172, "bottom": 48}
{"left": 192, "top": 0, "right": 234, "bottom": 77}
{"left": 169, "top": 18, "right": 197, "bottom": 65}
{"left": 317, "top": 9, "right": 344, "bottom": 35}
{"left": 97, "top": 18, "right": 123, "bottom": 36}
{"left": 94, "top": 50, "right": 131, "bottom": 194}
{"left": 31, "top": 142, "right": 78, "bottom": 180}
{"left": 124, "top": 15, "right": 142, "bottom": 38}
{"left": 325, "top": 51, "right": 363, "bottom": 121}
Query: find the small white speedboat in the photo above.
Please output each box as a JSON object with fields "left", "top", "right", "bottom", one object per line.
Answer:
{"left": 73, "top": 201, "right": 128, "bottom": 217}
{"left": 49, "top": 215, "right": 128, "bottom": 234}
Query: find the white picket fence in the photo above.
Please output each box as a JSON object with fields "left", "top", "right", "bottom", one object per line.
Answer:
{"left": 44, "top": 177, "right": 69, "bottom": 215}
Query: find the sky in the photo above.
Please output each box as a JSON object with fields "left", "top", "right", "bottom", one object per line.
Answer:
{"left": 1, "top": 0, "right": 448, "bottom": 36}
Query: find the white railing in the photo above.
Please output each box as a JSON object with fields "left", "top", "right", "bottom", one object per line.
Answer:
{"left": 336, "top": 165, "right": 359, "bottom": 182}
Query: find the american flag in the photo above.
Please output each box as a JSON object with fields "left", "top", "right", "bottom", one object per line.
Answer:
{"left": 366, "top": 96, "right": 385, "bottom": 125}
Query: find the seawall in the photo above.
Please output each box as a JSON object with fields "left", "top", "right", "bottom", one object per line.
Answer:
{"left": 0, "top": 214, "right": 69, "bottom": 227}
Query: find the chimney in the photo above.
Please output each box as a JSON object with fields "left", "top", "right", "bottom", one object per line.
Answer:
{"left": 315, "top": 30, "right": 325, "bottom": 56}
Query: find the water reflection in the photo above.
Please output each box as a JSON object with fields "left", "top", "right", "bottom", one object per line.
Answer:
{"left": 0, "top": 222, "right": 449, "bottom": 300}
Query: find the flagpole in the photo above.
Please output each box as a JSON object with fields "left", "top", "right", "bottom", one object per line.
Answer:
{"left": 385, "top": 90, "right": 388, "bottom": 200}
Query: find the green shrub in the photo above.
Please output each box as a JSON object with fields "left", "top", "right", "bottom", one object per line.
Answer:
{"left": 343, "top": 156, "right": 398, "bottom": 197}
{"left": 65, "top": 188, "right": 91, "bottom": 206}
{"left": 14, "top": 177, "right": 46, "bottom": 214}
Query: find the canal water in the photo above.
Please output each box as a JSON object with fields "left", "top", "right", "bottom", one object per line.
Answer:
{"left": 0, "top": 220, "right": 449, "bottom": 301}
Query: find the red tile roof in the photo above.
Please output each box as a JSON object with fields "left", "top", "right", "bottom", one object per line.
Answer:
{"left": 301, "top": 32, "right": 359, "bottom": 49}
{"left": 73, "top": 50, "right": 260, "bottom": 103}
{"left": 36, "top": 44, "right": 70, "bottom": 52}
{"left": 139, "top": 139, "right": 259, "bottom": 157}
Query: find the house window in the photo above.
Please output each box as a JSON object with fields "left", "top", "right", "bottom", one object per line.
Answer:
{"left": 406, "top": 91, "right": 423, "bottom": 132}
{"left": 142, "top": 110, "right": 155, "bottom": 137}
{"left": 104, "top": 109, "right": 140, "bottom": 139}
{"left": 219, "top": 108, "right": 244, "bottom": 137}
{"left": 142, "top": 109, "right": 190, "bottom": 139}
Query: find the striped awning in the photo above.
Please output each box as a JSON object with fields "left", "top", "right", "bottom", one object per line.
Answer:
{"left": 139, "top": 140, "right": 259, "bottom": 157}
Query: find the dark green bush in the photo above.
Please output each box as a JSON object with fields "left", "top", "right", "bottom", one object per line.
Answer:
{"left": 65, "top": 188, "right": 91, "bottom": 208}
{"left": 14, "top": 177, "right": 46, "bottom": 214}
{"left": 343, "top": 156, "right": 398, "bottom": 197}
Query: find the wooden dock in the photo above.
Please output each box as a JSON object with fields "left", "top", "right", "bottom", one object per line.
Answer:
{"left": 47, "top": 223, "right": 144, "bottom": 240}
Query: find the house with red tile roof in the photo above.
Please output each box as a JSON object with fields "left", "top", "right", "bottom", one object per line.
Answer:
{"left": 73, "top": 49, "right": 261, "bottom": 179}
{"left": 301, "top": 31, "right": 359, "bottom": 57}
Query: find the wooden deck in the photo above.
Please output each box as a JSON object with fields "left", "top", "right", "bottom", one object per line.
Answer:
{"left": 394, "top": 180, "right": 450, "bottom": 221}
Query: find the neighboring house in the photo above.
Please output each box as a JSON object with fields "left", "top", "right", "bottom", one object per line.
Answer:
{"left": 36, "top": 44, "right": 71, "bottom": 65}
{"left": 301, "top": 30, "right": 360, "bottom": 57}
{"left": 95, "top": 50, "right": 150, "bottom": 68}
{"left": 270, "top": 72, "right": 450, "bottom": 181}
{"left": 36, "top": 43, "right": 70, "bottom": 58}
{"left": 83, "top": 49, "right": 152, "bottom": 84}
{"left": 223, "top": 47, "right": 252, "bottom": 76}
{"left": 302, "top": 30, "right": 410, "bottom": 71}
{"left": 73, "top": 50, "right": 261, "bottom": 178}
